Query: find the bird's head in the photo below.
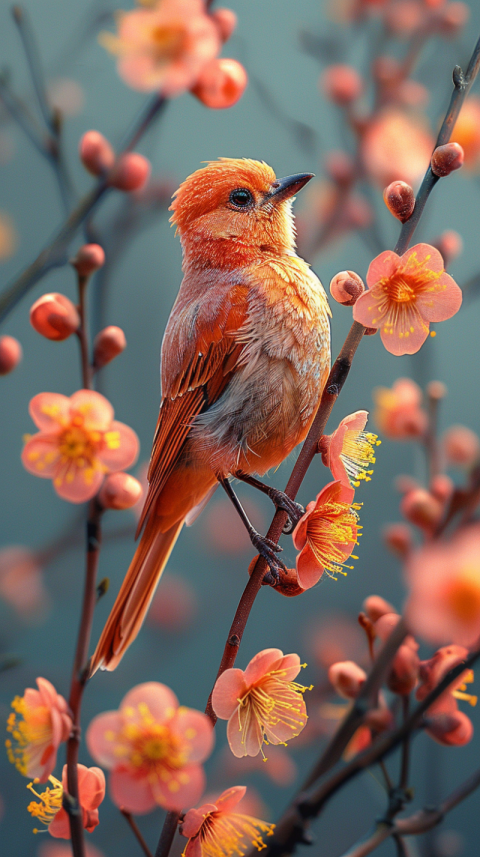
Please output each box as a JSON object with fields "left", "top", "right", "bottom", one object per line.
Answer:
{"left": 170, "top": 158, "right": 313, "bottom": 264}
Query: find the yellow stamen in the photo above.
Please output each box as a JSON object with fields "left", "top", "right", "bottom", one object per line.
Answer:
{"left": 306, "top": 500, "right": 360, "bottom": 579}
{"left": 6, "top": 696, "right": 51, "bottom": 777}
{"left": 183, "top": 810, "right": 275, "bottom": 857}
{"left": 27, "top": 775, "right": 63, "bottom": 832}
{"left": 340, "top": 429, "right": 380, "bottom": 488}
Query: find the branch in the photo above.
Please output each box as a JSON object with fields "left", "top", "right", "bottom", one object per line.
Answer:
{"left": 121, "top": 809, "right": 154, "bottom": 857}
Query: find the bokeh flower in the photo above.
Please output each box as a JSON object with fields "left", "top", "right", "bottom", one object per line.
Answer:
{"left": 442, "top": 425, "right": 480, "bottom": 468}
{"left": 192, "top": 58, "right": 247, "bottom": 109}
{"left": 361, "top": 108, "right": 433, "bottom": 188}
{"left": 0, "top": 335, "right": 22, "bottom": 375}
{"left": 27, "top": 764, "right": 105, "bottom": 837}
{"left": 22, "top": 390, "right": 139, "bottom": 503}
{"left": 292, "top": 481, "right": 360, "bottom": 588}
{"left": 6, "top": 678, "right": 72, "bottom": 782}
{"left": 373, "top": 377, "right": 427, "bottom": 438}
{"left": 320, "top": 410, "right": 380, "bottom": 488}
{"left": 86, "top": 682, "right": 214, "bottom": 812}
{"left": 416, "top": 645, "right": 476, "bottom": 746}
{"left": 451, "top": 96, "right": 480, "bottom": 169}
{"left": 354, "top": 244, "right": 462, "bottom": 355}
{"left": 100, "top": 0, "right": 220, "bottom": 95}
{"left": 38, "top": 842, "right": 105, "bottom": 857}
{"left": 0, "top": 546, "right": 50, "bottom": 621}
{"left": 405, "top": 525, "right": 480, "bottom": 648}
{"left": 180, "top": 786, "right": 275, "bottom": 856}
{"left": 212, "top": 649, "right": 310, "bottom": 758}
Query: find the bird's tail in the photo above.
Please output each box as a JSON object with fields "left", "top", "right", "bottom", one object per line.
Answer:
{"left": 88, "top": 515, "right": 183, "bottom": 675}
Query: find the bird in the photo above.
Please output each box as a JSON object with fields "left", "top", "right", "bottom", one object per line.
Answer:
{"left": 89, "top": 157, "right": 331, "bottom": 674}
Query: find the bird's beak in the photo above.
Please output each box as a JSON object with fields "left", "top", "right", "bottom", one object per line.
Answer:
{"left": 261, "top": 172, "right": 314, "bottom": 206}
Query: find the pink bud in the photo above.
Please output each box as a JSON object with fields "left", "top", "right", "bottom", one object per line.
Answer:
{"left": 328, "top": 660, "right": 367, "bottom": 699}
{"left": 0, "top": 335, "right": 22, "bottom": 375}
{"left": 435, "top": 2, "right": 469, "bottom": 37}
{"left": 401, "top": 488, "right": 443, "bottom": 532}
{"left": 396, "top": 80, "right": 429, "bottom": 109}
{"left": 372, "top": 56, "right": 401, "bottom": 86}
{"left": 93, "top": 326, "right": 126, "bottom": 369}
{"left": 320, "top": 65, "right": 363, "bottom": 105}
{"left": 388, "top": 644, "right": 420, "bottom": 695}
{"left": 383, "top": 181, "right": 415, "bottom": 223}
{"left": 192, "top": 58, "right": 247, "bottom": 109}
{"left": 211, "top": 8, "right": 237, "bottom": 42}
{"left": 79, "top": 130, "right": 115, "bottom": 175}
{"left": 329, "top": 270, "right": 365, "bottom": 306}
{"left": 98, "top": 472, "right": 143, "bottom": 510}
{"left": 109, "top": 153, "right": 151, "bottom": 192}
{"left": 71, "top": 244, "right": 105, "bottom": 277}
{"left": 427, "top": 710, "right": 473, "bottom": 746}
{"left": 426, "top": 380, "right": 447, "bottom": 401}
{"left": 431, "top": 142, "right": 464, "bottom": 177}
{"left": 430, "top": 474, "right": 454, "bottom": 504}
{"left": 363, "top": 594, "right": 396, "bottom": 623}
{"left": 324, "top": 151, "right": 356, "bottom": 185}
{"left": 365, "top": 707, "right": 393, "bottom": 733}
{"left": 432, "top": 230, "right": 463, "bottom": 267}
{"left": 30, "top": 293, "right": 79, "bottom": 341}
{"left": 374, "top": 613, "right": 418, "bottom": 652}
{"left": 443, "top": 425, "right": 480, "bottom": 467}
{"left": 385, "top": 1, "right": 423, "bottom": 36}
{"left": 383, "top": 523, "right": 413, "bottom": 559}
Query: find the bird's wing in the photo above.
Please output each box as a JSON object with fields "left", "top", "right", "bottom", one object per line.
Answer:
{"left": 136, "top": 283, "right": 249, "bottom": 534}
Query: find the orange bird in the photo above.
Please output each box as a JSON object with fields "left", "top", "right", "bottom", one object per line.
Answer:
{"left": 89, "top": 158, "right": 331, "bottom": 674}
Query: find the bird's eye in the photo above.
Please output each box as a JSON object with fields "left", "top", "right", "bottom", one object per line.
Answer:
{"left": 229, "top": 188, "right": 254, "bottom": 208}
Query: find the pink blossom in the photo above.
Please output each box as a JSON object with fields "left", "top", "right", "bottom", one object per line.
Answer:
{"left": 321, "top": 410, "right": 379, "bottom": 488}
{"left": 354, "top": 244, "right": 462, "bottom": 355}
{"left": 22, "top": 390, "right": 139, "bottom": 503}
{"left": 405, "top": 525, "right": 480, "bottom": 647}
{"left": 361, "top": 108, "right": 434, "bottom": 188}
{"left": 38, "top": 842, "right": 105, "bottom": 857}
{"left": 0, "top": 546, "right": 50, "bottom": 621}
{"left": 6, "top": 678, "right": 72, "bottom": 782}
{"left": 212, "top": 649, "right": 310, "bottom": 758}
{"left": 373, "top": 377, "right": 427, "bottom": 438}
{"left": 27, "top": 764, "right": 105, "bottom": 836}
{"left": 86, "top": 682, "right": 214, "bottom": 812}
{"left": 180, "top": 786, "right": 275, "bottom": 856}
{"left": 292, "top": 481, "right": 360, "bottom": 588}
{"left": 100, "top": 0, "right": 220, "bottom": 95}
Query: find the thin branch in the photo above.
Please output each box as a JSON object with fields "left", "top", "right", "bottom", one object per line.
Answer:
{"left": 154, "top": 810, "right": 180, "bottom": 857}
{"left": 121, "top": 809, "right": 154, "bottom": 857}
{"left": 75, "top": 274, "right": 92, "bottom": 390}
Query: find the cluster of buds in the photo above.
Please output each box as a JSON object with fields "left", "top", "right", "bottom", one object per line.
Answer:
{"left": 79, "top": 131, "right": 151, "bottom": 192}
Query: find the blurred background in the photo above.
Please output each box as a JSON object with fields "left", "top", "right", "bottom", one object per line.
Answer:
{"left": 1, "top": 1, "right": 480, "bottom": 855}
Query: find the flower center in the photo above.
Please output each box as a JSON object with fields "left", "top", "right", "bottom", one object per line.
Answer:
{"left": 150, "top": 23, "right": 186, "bottom": 61}
{"left": 237, "top": 670, "right": 311, "bottom": 754}
{"left": 452, "top": 670, "right": 478, "bottom": 708}
{"left": 306, "top": 501, "right": 360, "bottom": 578}
{"left": 58, "top": 422, "right": 99, "bottom": 464}
{"left": 27, "top": 775, "right": 63, "bottom": 833}
{"left": 340, "top": 429, "right": 380, "bottom": 487}
{"left": 6, "top": 697, "right": 51, "bottom": 777}
{"left": 384, "top": 274, "right": 416, "bottom": 304}
{"left": 110, "top": 703, "right": 188, "bottom": 779}
{"left": 443, "top": 568, "right": 480, "bottom": 623}
{"left": 195, "top": 811, "right": 275, "bottom": 857}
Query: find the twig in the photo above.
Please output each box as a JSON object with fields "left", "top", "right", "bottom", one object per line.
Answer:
{"left": 0, "top": 95, "right": 166, "bottom": 322}
{"left": 154, "top": 810, "right": 180, "bottom": 857}
{"left": 121, "top": 808, "right": 154, "bottom": 857}
{"left": 394, "top": 33, "right": 480, "bottom": 256}
{"left": 75, "top": 274, "right": 92, "bottom": 390}
{"left": 337, "top": 767, "right": 480, "bottom": 857}
{"left": 12, "top": 6, "right": 53, "bottom": 131}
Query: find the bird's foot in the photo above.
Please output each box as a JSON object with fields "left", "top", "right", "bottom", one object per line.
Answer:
{"left": 249, "top": 531, "right": 287, "bottom": 583}
{"left": 267, "top": 488, "right": 305, "bottom": 535}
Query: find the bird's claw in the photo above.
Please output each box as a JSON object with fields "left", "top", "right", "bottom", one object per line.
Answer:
{"left": 267, "top": 489, "right": 305, "bottom": 534}
{"left": 250, "top": 531, "right": 287, "bottom": 583}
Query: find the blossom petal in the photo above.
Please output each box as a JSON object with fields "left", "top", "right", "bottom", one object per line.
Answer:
{"left": 86, "top": 712, "right": 125, "bottom": 768}
{"left": 53, "top": 462, "right": 104, "bottom": 503}
{"left": 172, "top": 707, "right": 214, "bottom": 763}
{"left": 227, "top": 707, "right": 263, "bottom": 757}
{"left": 244, "top": 649, "right": 284, "bottom": 686}
{"left": 69, "top": 390, "right": 114, "bottom": 430}
{"left": 404, "top": 243, "right": 445, "bottom": 273}
{"left": 211, "top": 669, "right": 248, "bottom": 719}
{"left": 272, "top": 653, "right": 302, "bottom": 682}
{"left": 120, "top": 682, "right": 179, "bottom": 724}
{"left": 366, "top": 250, "right": 400, "bottom": 289}
{"left": 149, "top": 763, "right": 206, "bottom": 811}
{"left": 379, "top": 312, "right": 429, "bottom": 356}
{"left": 48, "top": 807, "right": 70, "bottom": 838}
{"left": 97, "top": 421, "right": 139, "bottom": 471}
{"left": 416, "top": 272, "right": 462, "bottom": 322}
{"left": 215, "top": 785, "right": 247, "bottom": 813}
{"left": 29, "top": 393, "right": 70, "bottom": 431}
{"left": 182, "top": 805, "right": 216, "bottom": 838}
{"left": 295, "top": 545, "right": 325, "bottom": 590}
{"left": 77, "top": 766, "right": 106, "bottom": 810}
{"left": 109, "top": 768, "right": 157, "bottom": 814}
{"left": 22, "top": 435, "right": 61, "bottom": 478}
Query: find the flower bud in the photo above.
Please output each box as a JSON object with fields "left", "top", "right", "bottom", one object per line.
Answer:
{"left": 211, "top": 8, "right": 237, "bottom": 42}
{"left": 427, "top": 710, "right": 473, "bottom": 746}
{"left": 363, "top": 594, "right": 396, "bottom": 623}
{"left": 247, "top": 557, "right": 305, "bottom": 596}
{"left": 383, "top": 181, "right": 415, "bottom": 223}
{"left": 192, "top": 58, "right": 247, "bottom": 109}
{"left": 109, "top": 153, "right": 151, "bottom": 192}
{"left": 98, "top": 472, "right": 143, "bottom": 510}
{"left": 71, "top": 244, "right": 105, "bottom": 278}
{"left": 432, "top": 230, "right": 463, "bottom": 267}
{"left": 79, "top": 130, "right": 115, "bottom": 175}
{"left": 365, "top": 707, "right": 393, "bottom": 732}
{"left": 443, "top": 425, "right": 480, "bottom": 467}
{"left": 93, "top": 326, "right": 126, "bottom": 369}
{"left": 430, "top": 474, "right": 454, "bottom": 504}
{"left": 401, "top": 488, "right": 443, "bottom": 532}
{"left": 426, "top": 380, "right": 447, "bottom": 401}
{"left": 387, "top": 644, "right": 420, "bottom": 695}
{"left": 431, "top": 142, "right": 464, "bottom": 177}
{"left": 30, "top": 293, "right": 79, "bottom": 341}
{"left": 435, "top": 2, "right": 469, "bottom": 37}
{"left": 372, "top": 56, "right": 401, "bottom": 86}
{"left": 383, "top": 523, "right": 413, "bottom": 558}
{"left": 320, "top": 65, "right": 363, "bottom": 105}
{"left": 324, "top": 151, "right": 355, "bottom": 185}
{"left": 0, "top": 335, "right": 22, "bottom": 375}
{"left": 374, "top": 613, "right": 419, "bottom": 651}
{"left": 330, "top": 270, "right": 365, "bottom": 306}
{"left": 328, "top": 661, "right": 367, "bottom": 699}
